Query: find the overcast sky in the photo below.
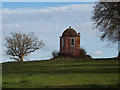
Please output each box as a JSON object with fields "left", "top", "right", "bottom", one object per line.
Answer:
{"left": 1, "top": 2, "right": 118, "bottom": 63}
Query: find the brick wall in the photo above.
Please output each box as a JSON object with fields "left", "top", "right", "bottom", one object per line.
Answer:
{"left": 60, "top": 36, "right": 80, "bottom": 57}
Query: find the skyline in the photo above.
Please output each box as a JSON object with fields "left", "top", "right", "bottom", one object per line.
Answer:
{"left": 1, "top": 2, "right": 118, "bottom": 62}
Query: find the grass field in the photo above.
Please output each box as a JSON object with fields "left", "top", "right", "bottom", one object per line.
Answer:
{"left": 2, "top": 58, "right": 119, "bottom": 88}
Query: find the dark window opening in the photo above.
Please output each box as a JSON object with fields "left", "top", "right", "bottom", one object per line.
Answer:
{"left": 71, "top": 38, "right": 75, "bottom": 46}
{"left": 71, "top": 50, "right": 75, "bottom": 53}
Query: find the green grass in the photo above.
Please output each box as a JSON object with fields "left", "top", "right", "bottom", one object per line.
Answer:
{"left": 2, "top": 58, "right": 119, "bottom": 88}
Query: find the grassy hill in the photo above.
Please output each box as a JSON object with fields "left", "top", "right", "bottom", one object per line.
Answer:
{"left": 2, "top": 58, "right": 119, "bottom": 88}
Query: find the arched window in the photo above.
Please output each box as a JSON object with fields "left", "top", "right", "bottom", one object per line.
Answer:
{"left": 71, "top": 38, "right": 75, "bottom": 46}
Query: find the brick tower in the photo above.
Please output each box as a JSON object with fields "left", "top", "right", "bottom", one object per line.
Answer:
{"left": 60, "top": 26, "right": 80, "bottom": 57}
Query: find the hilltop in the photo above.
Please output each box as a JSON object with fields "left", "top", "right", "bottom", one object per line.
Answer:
{"left": 2, "top": 58, "right": 119, "bottom": 88}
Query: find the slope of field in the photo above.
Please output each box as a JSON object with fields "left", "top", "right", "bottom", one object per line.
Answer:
{"left": 2, "top": 58, "right": 119, "bottom": 88}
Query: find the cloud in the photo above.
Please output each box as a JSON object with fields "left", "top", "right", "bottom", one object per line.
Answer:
{"left": 2, "top": 4, "right": 95, "bottom": 48}
{"left": 91, "top": 51, "right": 103, "bottom": 56}
{"left": 1, "top": 3, "right": 117, "bottom": 62}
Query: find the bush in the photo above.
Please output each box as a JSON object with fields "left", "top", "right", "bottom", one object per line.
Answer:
{"left": 79, "top": 48, "right": 86, "bottom": 56}
{"left": 58, "top": 52, "right": 72, "bottom": 58}
{"left": 79, "top": 48, "right": 92, "bottom": 59}
{"left": 52, "top": 50, "right": 59, "bottom": 59}
{"left": 51, "top": 48, "right": 92, "bottom": 59}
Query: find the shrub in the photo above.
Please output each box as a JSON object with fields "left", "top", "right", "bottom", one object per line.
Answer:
{"left": 58, "top": 52, "right": 72, "bottom": 58}
{"left": 52, "top": 50, "right": 59, "bottom": 58}
{"left": 79, "top": 48, "right": 92, "bottom": 59}
{"left": 51, "top": 48, "right": 92, "bottom": 59}
{"left": 80, "top": 48, "right": 86, "bottom": 56}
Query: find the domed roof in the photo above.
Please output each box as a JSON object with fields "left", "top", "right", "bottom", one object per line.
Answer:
{"left": 62, "top": 26, "right": 78, "bottom": 37}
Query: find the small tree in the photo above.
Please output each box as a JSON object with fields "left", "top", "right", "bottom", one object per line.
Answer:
{"left": 5, "top": 32, "right": 45, "bottom": 62}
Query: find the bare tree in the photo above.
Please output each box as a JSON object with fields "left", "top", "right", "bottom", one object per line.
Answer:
{"left": 5, "top": 32, "right": 45, "bottom": 61}
{"left": 92, "top": 2, "right": 120, "bottom": 58}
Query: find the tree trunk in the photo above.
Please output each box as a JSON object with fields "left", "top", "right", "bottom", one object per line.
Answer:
{"left": 19, "top": 55, "right": 24, "bottom": 62}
